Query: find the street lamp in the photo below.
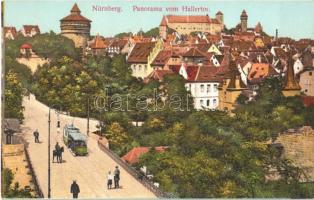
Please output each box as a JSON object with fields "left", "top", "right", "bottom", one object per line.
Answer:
{"left": 87, "top": 97, "right": 90, "bottom": 136}
{"left": 57, "top": 113, "right": 61, "bottom": 134}
{"left": 48, "top": 104, "right": 62, "bottom": 198}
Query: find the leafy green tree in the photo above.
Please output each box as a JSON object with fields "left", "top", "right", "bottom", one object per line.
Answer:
{"left": 30, "top": 32, "right": 80, "bottom": 62}
{"left": 105, "top": 122, "right": 130, "bottom": 155}
{"left": 143, "top": 27, "right": 160, "bottom": 37}
{"left": 114, "top": 32, "right": 132, "bottom": 38}
{"left": 5, "top": 71, "right": 24, "bottom": 120}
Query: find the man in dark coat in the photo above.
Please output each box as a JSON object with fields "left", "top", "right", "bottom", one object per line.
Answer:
{"left": 55, "top": 142, "right": 61, "bottom": 163}
{"left": 70, "top": 180, "right": 80, "bottom": 198}
{"left": 114, "top": 166, "right": 120, "bottom": 189}
{"left": 33, "top": 129, "right": 39, "bottom": 143}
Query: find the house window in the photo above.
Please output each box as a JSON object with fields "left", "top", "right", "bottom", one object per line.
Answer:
{"left": 206, "top": 84, "right": 210, "bottom": 93}
{"left": 207, "top": 100, "right": 210, "bottom": 107}
{"left": 213, "top": 99, "right": 217, "bottom": 106}
{"left": 310, "top": 72, "right": 312, "bottom": 76}
{"left": 144, "top": 65, "right": 147, "bottom": 72}
{"left": 138, "top": 65, "right": 142, "bottom": 71}
{"left": 214, "top": 84, "right": 218, "bottom": 92}
{"left": 200, "top": 100, "right": 204, "bottom": 106}
{"left": 200, "top": 84, "right": 204, "bottom": 93}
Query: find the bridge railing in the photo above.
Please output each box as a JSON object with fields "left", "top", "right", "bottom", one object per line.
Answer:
{"left": 97, "top": 140, "right": 176, "bottom": 198}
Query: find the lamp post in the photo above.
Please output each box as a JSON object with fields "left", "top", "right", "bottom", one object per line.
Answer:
{"left": 48, "top": 104, "right": 62, "bottom": 198}
{"left": 48, "top": 108, "right": 51, "bottom": 198}
{"left": 87, "top": 97, "right": 90, "bottom": 136}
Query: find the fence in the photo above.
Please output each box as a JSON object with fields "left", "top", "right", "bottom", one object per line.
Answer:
{"left": 97, "top": 140, "right": 176, "bottom": 198}
{"left": 23, "top": 144, "right": 44, "bottom": 198}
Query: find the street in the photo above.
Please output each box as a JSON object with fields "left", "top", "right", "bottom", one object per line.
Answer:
{"left": 21, "top": 94, "right": 156, "bottom": 198}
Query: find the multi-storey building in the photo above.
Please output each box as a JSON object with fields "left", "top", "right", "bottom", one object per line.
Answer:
{"left": 159, "top": 13, "right": 224, "bottom": 39}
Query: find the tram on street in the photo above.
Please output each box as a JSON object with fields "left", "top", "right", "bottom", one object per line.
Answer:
{"left": 63, "top": 124, "right": 88, "bottom": 156}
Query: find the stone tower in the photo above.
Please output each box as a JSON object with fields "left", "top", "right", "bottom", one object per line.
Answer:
{"left": 159, "top": 16, "right": 167, "bottom": 40}
{"left": 282, "top": 53, "right": 301, "bottom": 97}
{"left": 60, "top": 3, "right": 91, "bottom": 48}
{"left": 240, "top": 10, "right": 248, "bottom": 32}
{"left": 216, "top": 11, "right": 224, "bottom": 24}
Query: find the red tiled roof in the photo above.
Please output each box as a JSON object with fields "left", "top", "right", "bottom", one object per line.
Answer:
{"left": 90, "top": 35, "right": 106, "bottom": 49}
{"left": 60, "top": 3, "right": 91, "bottom": 22}
{"left": 127, "top": 42, "right": 156, "bottom": 63}
{"left": 20, "top": 43, "right": 32, "bottom": 49}
{"left": 146, "top": 70, "right": 174, "bottom": 82}
{"left": 248, "top": 63, "right": 278, "bottom": 80}
{"left": 71, "top": 3, "right": 81, "bottom": 13}
{"left": 193, "top": 66, "right": 223, "bottom": 82}
{"left": 22, "top": 25, "right": 40, "bottom": 34}
{"left": 4, "top": 26, "right": 17, "bottom": 38}
{"left": 122, "top": 146, "right": 167, "bottom": 164}
{"left": 152, "top": 50, "right": 172, "bottom": 66}
{"left": 183, "top": 64, "right": 199, "bottom": 81}
{"left": 109, "top": 39, "right": 128, "bottom": 49}
{"left": 274, "top": 47, "right": 288, "bottom": 59}
{"left": 60, "top": 14, "right": 91, "bottom": 22}
{"left": 183, "top": 47, "right": 206, "bottom": 58}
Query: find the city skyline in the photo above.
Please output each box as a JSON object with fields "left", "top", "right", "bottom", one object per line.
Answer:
{"left": 4, "top": 1, "right": 314, "bottom": 39}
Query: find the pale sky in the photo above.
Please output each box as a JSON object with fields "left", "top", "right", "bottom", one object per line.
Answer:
{"left": 4, "top": 0, "right": 314, "bottom": 39}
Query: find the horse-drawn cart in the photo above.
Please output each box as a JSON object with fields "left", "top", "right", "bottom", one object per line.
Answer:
{"left": 63, "top": 124, "right": 88, "bottom": 156}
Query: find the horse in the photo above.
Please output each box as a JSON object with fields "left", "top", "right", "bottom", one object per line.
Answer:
{"left": 52, "top": 146, "right": 64, "bottom": 163}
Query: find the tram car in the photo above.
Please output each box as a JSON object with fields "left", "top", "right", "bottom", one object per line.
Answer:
{"left": 63, "top": 124, "right": 88, "bottom": 156}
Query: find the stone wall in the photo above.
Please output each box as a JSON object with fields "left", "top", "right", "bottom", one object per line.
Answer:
{"left": 2, "top": 144, "right": 34, "bottom": 192}
{"left": 276, "top": 126, "right": 314, "bottom": 181}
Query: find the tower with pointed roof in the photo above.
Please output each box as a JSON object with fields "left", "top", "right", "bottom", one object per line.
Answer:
{"left": 215, "top": 11, "right": 224, "bottom": 25}
{"left": 282, "top": 53, "right": 301, "bottom": 97}
{"left": 218, "top": 61, "right": 247, "bottom": 112}
{"left": 60, "top": 3, "right": 91, "bottom": 48}
{"left": 240, "top": 10, "right": 248, "bottom": 32}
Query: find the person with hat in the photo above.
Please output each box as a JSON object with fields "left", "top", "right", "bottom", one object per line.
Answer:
{"left": 70, "top": 180, "right": 80, "bottom": 198}
{"left": 33, "top": 129, "right": 39, "bottom": 143}
{"left": 114, "top": 166, "right": 120, "bottom": 189}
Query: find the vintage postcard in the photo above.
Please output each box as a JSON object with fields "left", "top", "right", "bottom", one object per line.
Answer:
{"left": 2, "top": 0, "right": 314, "bottom": 198}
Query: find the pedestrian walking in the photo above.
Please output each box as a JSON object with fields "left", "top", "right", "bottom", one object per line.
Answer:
{"left": 114, "top": 166, "right": 120, "bottom": 189}
{"left": 107, "top": 171, "right": 113, "bottom": 189}
{"left": 70, "top": 180, "right": 80, "bottom": 198}
{"left": 33, "top": 129, "right": 39, "bottom": 143}
{"left": 55, "top": 142, "right": 61, "bottom": 163}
